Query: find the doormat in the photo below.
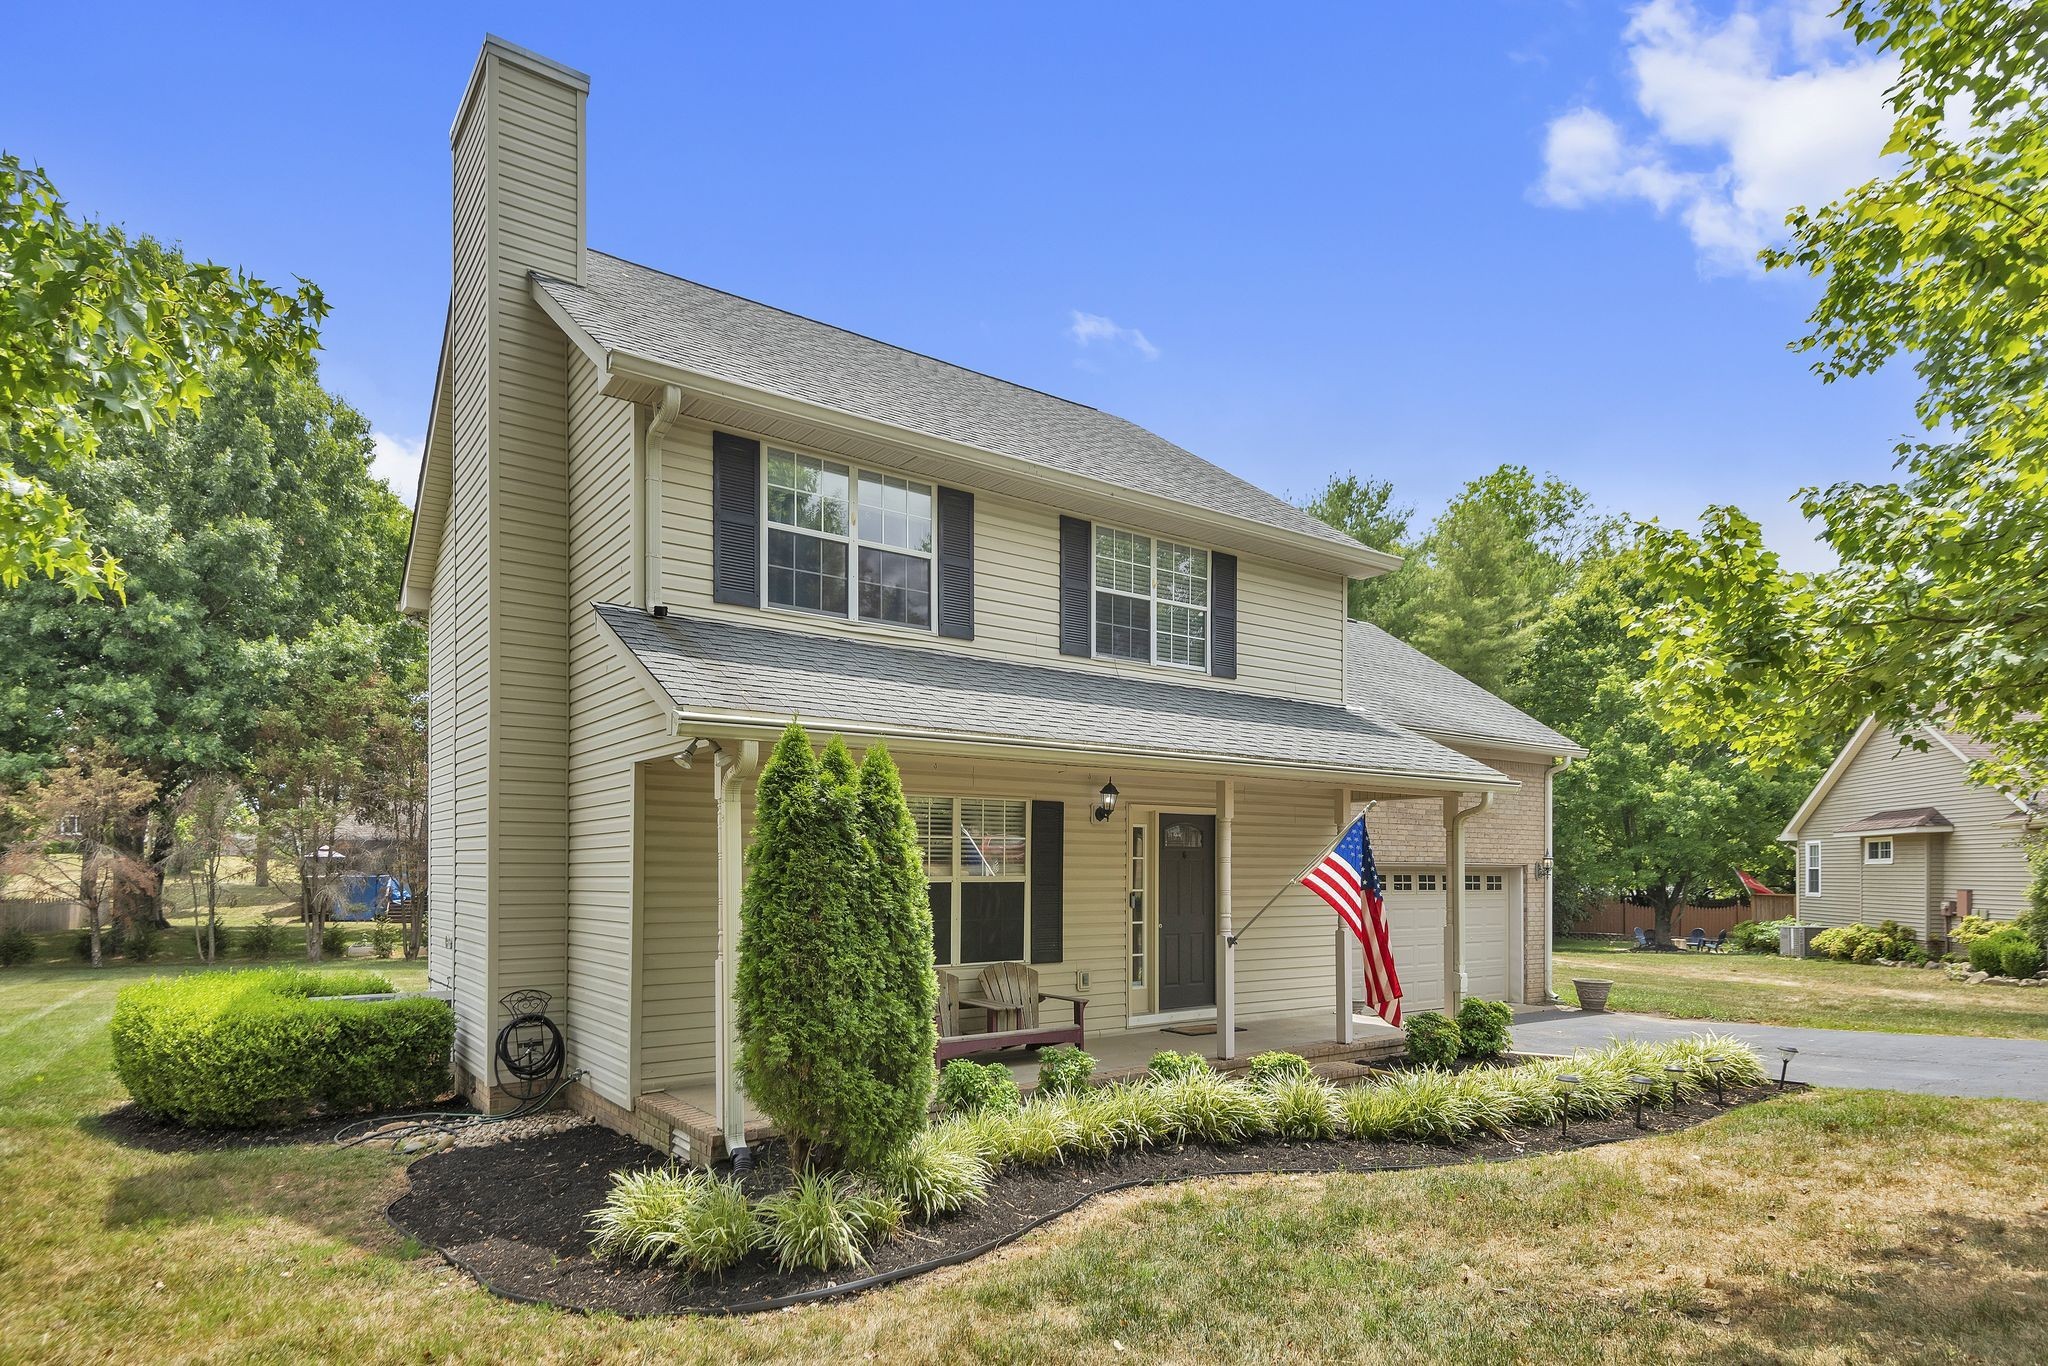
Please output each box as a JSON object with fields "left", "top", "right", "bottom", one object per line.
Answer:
{"left": 1160, "top": 1023, "right": 1248, "bottom": 1037}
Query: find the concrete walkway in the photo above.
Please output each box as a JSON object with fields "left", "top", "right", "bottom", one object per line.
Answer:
{"left": 1510, "top": 1008, "right": 2048, "bottom": 1102}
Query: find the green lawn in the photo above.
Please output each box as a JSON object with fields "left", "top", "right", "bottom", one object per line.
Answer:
{"left": 4, "top": 959, "right": 2047, "bottom": 1362}
{"left": 1556, "top": 937, "right": 2048, "bottom": 1040}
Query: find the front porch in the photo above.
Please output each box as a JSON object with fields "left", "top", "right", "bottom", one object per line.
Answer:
{"left": 639, "top": 1008, "right": 1409, "bottom": 1163}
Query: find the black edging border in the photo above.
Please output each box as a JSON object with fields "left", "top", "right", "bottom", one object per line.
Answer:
{"left": 387, "top": 1126, "right": 1674, "bottom": 1319}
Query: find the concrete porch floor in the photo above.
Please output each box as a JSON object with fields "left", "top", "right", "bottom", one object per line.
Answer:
{"left": 641, "top": 1008, "right": 1416, "bottom": 1156}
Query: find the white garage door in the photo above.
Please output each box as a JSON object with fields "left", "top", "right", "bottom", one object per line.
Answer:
{"left": 1356, "top": 869, "right": 1513, "bottom": 1013}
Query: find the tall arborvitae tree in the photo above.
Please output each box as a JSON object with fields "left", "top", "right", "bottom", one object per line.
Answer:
{"left": 735, "top": 724, "right": 867, "bottom": 1169}
{"left": 853, "top": 742, "right": 938, "bottom": 1160}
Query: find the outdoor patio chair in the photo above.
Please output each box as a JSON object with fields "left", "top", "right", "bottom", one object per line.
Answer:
{"left": 1686, "top": 928, "right": 1709, "bottom": 952}
{"left": 1632, "top": 927, "right": 1651, "bottom": 949}
{"left": 1710, "top": 930, "right": 1729, "bottom": 953}
{"left": 933, "top": 962, "right": 1089, "bottom": 1064}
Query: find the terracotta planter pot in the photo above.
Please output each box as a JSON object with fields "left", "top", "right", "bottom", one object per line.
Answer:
{"left": 1574, "top": 978, "right": 1614, "bottom": 1013}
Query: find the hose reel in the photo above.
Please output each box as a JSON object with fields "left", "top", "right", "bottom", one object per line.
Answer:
{"left": 493, "top": 988, "right": 566, "bottom": 1103}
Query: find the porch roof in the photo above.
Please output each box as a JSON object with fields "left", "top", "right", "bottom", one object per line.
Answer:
{"left": 595, "top": 604, "right": 1515, "bottom": 791}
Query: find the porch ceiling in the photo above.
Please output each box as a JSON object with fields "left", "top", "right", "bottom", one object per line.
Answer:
{"left": 594, "top": 603, "right": 1514, "bottom": 792}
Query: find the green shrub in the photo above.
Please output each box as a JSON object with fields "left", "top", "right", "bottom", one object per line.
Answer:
{"left": 0, "top": 926, "right": 35, "bottom": 967}
{"left": 1972, "top": 926, "right": 2046, "bottom": 978}
{"left": 1246, "top": 1051, "right": 1312, "bottom": 1086}
{"left": 1403, "top": 1011, "right": 1463, "bottom": 1067}
{"left": 75, "top": 923, "right": 122, "bottom": 961}
{"left": 1034, "top": 1043, "right": 1095, "bottom": 1098}
{"left": 757, "top": 1171, "right": 875, "bottom": 1273}
{"left": 1147, "top": 1049, "right": 1210, "bottom": 1081}
{"left": 1950, "top": 914, "right": 2000, "bottom": 947}
{"left": 1726, "top": 917, "right": 1794, "bottom": 954}
{"left": 241, "top": 921, "right": 282, "bottom": 959}
{"left": 1814, "top": 920, "right": 1920, "bottom": 963}
{"left": 367, "top": 921, "right": 401, "bottom": 959}
{"left": 320, "top": 922, "right": 348, "bottom": 957}
{"left": 2018, "top": 844, "right": 2048, "bottom": 954}
{"left": 737, "top": 727, "right": 936, "bottom": 1169}
{"left": 869, "top": 1126, "right": 991, "bottom": 1219}
{"left": 1455, "top": 998, "right": 1512, "bottom": 1059}
{"left": 1267, "top": 1076, "right": 1341, "bottom": 1141}
{"left": 936, "top": 1059, "right": 1021, "bottom": 1115}
{"left": 110, "top": 968, "right": 450, "bottom": 1127}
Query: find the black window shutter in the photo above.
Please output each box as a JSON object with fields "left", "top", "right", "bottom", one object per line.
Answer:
{"left": 936, "top": 486, "right": 975, "bottom": 639}
{"left": 1058, "top": 517, "right": 1091, "bottom": 657}
{"left": 1029, "top": 800, "right": 1064, "bottom": 964}
{"left": 929, "top": 882, "right": 952, "bottom": 966}
{"left": 1210, "top": 551, "right": 1238, "bottom": 679}
{"left": 711, "top": 432, "right": 760, "bottom": 607}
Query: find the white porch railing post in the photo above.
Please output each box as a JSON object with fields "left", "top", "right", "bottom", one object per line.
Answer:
{"left": 1217, "top": 780, "right": 1235, "bottom": 1061}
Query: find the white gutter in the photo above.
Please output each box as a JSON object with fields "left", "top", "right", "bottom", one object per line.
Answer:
{"left": 642, "top": 384, "right": 682, "bottom": 616}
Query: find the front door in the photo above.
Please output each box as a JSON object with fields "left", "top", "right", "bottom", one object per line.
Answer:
{"left": 1157, "top": 814, "right": 1216, "bottom": 1011}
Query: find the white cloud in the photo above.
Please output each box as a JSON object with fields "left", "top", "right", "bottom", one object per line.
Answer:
{"left": 370, "top": 430, "right": 425, "bottom": 506}
{"left": 1536, "top": 0, "right": 1896, "bottom": 272}
{"left": 1068, "top": 310, "right": 1160, "bottom": 361}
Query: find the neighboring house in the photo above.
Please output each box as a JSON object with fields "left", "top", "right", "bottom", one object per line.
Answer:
{"left": 400, "top": 38, "right": 1585, "bottom": 1156}
{"left": 1782, "top": 718, "right": 2042, "bottom": 944}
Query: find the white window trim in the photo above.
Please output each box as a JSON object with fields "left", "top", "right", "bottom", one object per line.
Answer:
{"left": 1805, "top": 840, "right": 1822, "bottom": 894}
{"left": 1090, "top": 523, "right": 1211, "bottom": 673}
{"left": 759, "top": 445, "right": 938, "bottom": 635}
{"left": 1864, "top": 838, "right": 1894, "bottom": 865}
{"left": 1129, "top": 821, "right": 1147, "bottom": 989}
{"left": 910, "top": 794, "right": 1031, "bottom": 968}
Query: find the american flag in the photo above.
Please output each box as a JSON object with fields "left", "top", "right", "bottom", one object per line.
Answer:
{"left": 1300, "top": 815, "right": 1404, "bottom": 1027}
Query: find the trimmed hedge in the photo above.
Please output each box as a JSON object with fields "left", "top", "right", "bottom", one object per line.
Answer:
{"left": 111, "top": 968, "right": 453, "bottom": 1128}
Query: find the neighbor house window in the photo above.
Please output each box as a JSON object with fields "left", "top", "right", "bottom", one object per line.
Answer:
{"left": 908, "top": 796, "right": 1029, "bottom": 964}
{"left": 1129, "top": 824, "right": 1147, "bottom": 988}
{"left": 56, "top": 812, "right": 83, "bottom": 838}
{"left": 1805, "top": 841, "right": 1822, "bottom": 894}
{"left": 1092, "top": 525, "right": 1209, "bottom": 669}
{"left": 764, "top": 447, "right": 933, "bottom": 630}
{"left": 1865, "top": 838, "right": 1893, "bottom": 865}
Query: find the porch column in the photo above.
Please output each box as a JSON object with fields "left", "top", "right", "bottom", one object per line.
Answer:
{"left": 1443, "top": 794, "right": 1467, "bottom": 1014}
{"left": 1334, "top": 789, "right": 1355, "bottom": 1045}
{"left": 712, "top": 740, "right": 757, "bottom": 1161}
{"left": 1216, "top": 779, "right": 1235, "bottom": 1060}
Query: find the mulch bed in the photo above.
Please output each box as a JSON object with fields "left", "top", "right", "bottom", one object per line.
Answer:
{"left": 93, "top": 1098, "right": 469, "bottom": 1155}
{"left": 388, "top": 1084, "right": 1784, "bottom": 1317}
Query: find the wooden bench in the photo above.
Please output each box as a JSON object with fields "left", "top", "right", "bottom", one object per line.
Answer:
{"left": 934, "top": 962, "right": 1087, "bottom": 1064}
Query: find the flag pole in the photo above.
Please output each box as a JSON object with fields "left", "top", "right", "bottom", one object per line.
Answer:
{"left": 1226, "top": 802, "right": 1375, "bottom": 947}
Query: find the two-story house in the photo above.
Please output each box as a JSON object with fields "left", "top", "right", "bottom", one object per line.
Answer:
{"left": 401, "top": 37, "right": 1585, "bottom": 1159}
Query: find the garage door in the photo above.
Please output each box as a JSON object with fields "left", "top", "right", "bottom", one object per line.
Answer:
{"left": 1356, "top": 869, "right": 1512, "bottom": 1013}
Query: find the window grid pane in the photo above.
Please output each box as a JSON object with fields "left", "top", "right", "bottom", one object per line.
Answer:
{"left": 857, "top": 546, "right": 932, "bottom": 628}
{"left": 908, "top": 797, "right": 953, "bottom": 879}
{"left": 1094, "top": 527, "right": 1151, "bottom": 595}
{"left": 959, "top": 798, "right": 1027, "bottom": 878}
{"left": 856, "top": 470, "right": 934, "bottom": 553}
{"left": 1155, "top": 542, "right": 1208, "bottom": 606}
{"left": 1156, "top": 602, "right": 1207, "bottom": 669}
{"left": 766, "top": 528, "right": 848, "bottom": 615}
{"left": 1095, "top": 591, "right": 1151, "bottom": 661}
{"left": 765, "top": 449, "right": 849, "bottom": 535}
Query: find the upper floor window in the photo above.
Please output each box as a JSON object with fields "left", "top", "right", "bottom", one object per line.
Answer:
{"left": 763, "top": 447, "right": 934, "bottom": 630}
{"left": 1864, "top": 838, "right": 1893, "bottom": 865}
{"left": 1093, "top": 525, "right": 1209, "bottom": 670}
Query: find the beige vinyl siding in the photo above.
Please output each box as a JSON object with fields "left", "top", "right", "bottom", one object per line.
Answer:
{"left": 436, "top": 47, "right": 587, "bottom": 1097}
{"left": 565, "top": 353, "right": 674, "bottom": 1105}
{"left": 651, "top": 418, "right": 1348, "bottom": 705}
{"left": 632, "top": 748, "right": 1369, "bottom": 1089}
{"left": 1792, "top": 728, "right": 2035, "bottom": 939}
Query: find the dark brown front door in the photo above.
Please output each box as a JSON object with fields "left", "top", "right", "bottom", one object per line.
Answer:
{"left": 1157, "top": 814, "right": 1216, "bottom": 1011}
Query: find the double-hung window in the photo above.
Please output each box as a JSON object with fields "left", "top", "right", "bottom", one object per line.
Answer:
{"left": 908, "top": 796, "right": 1029, "bottom": 965}
{"left": 764, "top": 447, "right": 934, "bottom": 630}
{"left": 1092, "top": 525, "right": 1209, "bottom": 670}
{"left": 1864, "top": 838, "right": 1893, "bottom": 865}
{"left": 1804, "top": 841, "right": 1822, "bottom": 894}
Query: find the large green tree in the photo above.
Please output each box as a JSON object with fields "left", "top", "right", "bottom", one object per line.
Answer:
{"left": 1519, "top": 550, "right": 1816, "bottom": 942}
{"left": 1303, "top": 473, "right": 1412, "bottom": 621}
{"left": 1637, "top": 0, "right": 2048, "bottom": 793}
{"left": 1, "top": 156, "right": 325, "bottom": 597}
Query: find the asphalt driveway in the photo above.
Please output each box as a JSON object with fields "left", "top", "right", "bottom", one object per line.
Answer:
{"left": 1511, "top": 1007, "right": 2048, "bottom": 1101}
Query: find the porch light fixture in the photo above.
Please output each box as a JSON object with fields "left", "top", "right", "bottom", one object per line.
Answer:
{"left": 1093, "top": 780, "right": 1120, "bottom": 823}
{"left": 1535, "top": 850, "right": 1554, "bottom": 880}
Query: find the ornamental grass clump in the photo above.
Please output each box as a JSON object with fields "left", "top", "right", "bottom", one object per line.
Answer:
{"left": 1147, "top": 1049, "right": 1210, "bottom": 1081}
{"left": 1660, "top": 1033, "right": 1767, "bottom": 1090}
{"left": 1079, "top": 1080, "right": 1175, "bottom": 1151}
{"left": 758, "top": 1171, "right": 878, "bottom": 1273}
{"left": 1267, "top": 1076, "right": 1342, "bottom": 1141}
{"left": 586, "top": 1169, "right": 763, "bottom": 1276}
{"left": 1159, "top": 1070, "right": 1273, "bottom": 1146}
{"left": 1006, "top": 1098, "right": 1084, "bottom": 1165}
{"left": 870, "top": 1126, "right": 991, "bottom": 1219}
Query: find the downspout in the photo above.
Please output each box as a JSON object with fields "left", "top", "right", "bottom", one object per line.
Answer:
{"left": 642, "top": 384, "right": 682, "bottom": 617}
{"left": 710, "top": 739, "right": 759, "bottom": 1170}
{"left": 1443, "top": 790, "right": 1495, "bottom": 1013}
{"left": 1544, "top": 756, "right": 1573, "bottom": 1002}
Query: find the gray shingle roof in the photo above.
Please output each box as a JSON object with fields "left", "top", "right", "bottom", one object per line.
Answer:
{"left": 537, "top": 251, "right": 1370, "bottom": 557}
{"left": 1344, "top": 622, "right": 1586, "bottom": 757}
{"left": 597, "top": 605, "right": 1512, "bottom": 788}
{"left": 1836, "top": 807, "right": 1954, "bottom": 834}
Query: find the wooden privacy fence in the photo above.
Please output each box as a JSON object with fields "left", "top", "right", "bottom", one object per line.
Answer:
{"left": 1, "top": 898, "right": 86, "bottom": 932}
{"left": 1575, "top": 894, "right": 1794, "bottom": 939}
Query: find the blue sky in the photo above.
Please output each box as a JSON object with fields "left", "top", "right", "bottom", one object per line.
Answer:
{"left": 3, "top": 1, "right": 1918, "bottom": 569}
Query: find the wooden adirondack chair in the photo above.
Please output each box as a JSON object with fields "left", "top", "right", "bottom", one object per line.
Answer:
{"left": 933, "top": 962, "right": 1087, "bottom": 1064}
